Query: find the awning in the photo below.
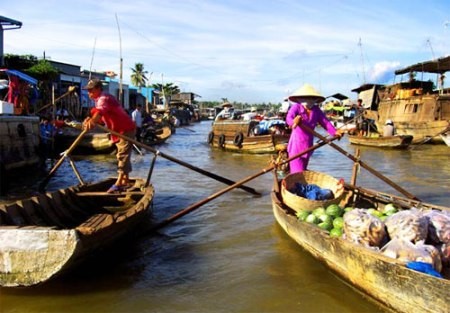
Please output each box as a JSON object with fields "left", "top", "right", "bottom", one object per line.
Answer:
{"left": 0, "top": 69, "right": 38, "bottom": 85}
{"left": 395, "top": 56, "right": 450, "bottom": 75}
{"left": 326, "top": 93, "right": 348, "bottom": 101}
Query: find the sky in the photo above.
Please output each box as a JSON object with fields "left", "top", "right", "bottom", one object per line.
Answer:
{"left": 2, "top": 0, "right": 450, "bottom": 104}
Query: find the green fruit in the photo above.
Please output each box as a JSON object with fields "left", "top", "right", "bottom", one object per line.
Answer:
{"left": 296, "top": 210, "right": 310, "bottom": 221}
{"left": 318, "top": 221, "right": 333, "bottom": 231}
{"left": 344, "top": 207, "right": 354, "bottom": 213}
{"left": 318, "top": 214, "right": 333, "bottom": 224}
{"left": 367, "top": 208, "right": 383, "bottom": 218}
{"left": 332, "top": 216, "right": 344, "bottom": 229}
{"left": 305, "top": 214, "right": 320, "bottom": 224}
{"left": 382, "top": 203, "right": 398, "bottom": 216}
{"left": 330, "top": 228, "right": 343, "bottom": 237}
{"left": 326, "top": 204, "right": 343, "bottom": 217}
{"left": 379, "top": 215, "right": 388, "bottom": 222}
{"left": 312, "top": 207, "right": 326, "bottom": 217}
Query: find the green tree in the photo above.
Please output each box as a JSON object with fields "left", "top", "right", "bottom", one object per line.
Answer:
{"left": 26, "top": 60, "right": 59, "bottom": 111}
{"left": 130, "top": 63, "right": 148, "bottom": 92}
{"left": 151, "top": 82, "right": 180, "bottom": 107}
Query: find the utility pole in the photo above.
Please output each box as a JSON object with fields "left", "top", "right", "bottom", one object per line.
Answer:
{"left": 115, "top": 13, "right": 123, "bottom": 105}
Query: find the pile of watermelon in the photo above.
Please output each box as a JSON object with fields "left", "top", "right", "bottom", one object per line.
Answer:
{"left": 295, "top": 203, "right": 399, "bottom": 238}
{"left": 296, "top": 204, "right": 349, "bottom": 237}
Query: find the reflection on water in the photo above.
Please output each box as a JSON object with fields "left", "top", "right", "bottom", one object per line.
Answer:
{"left": 1, "top": 121, "right": 448, "bottom": 313}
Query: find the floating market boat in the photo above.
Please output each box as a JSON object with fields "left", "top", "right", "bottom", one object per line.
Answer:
{"left": 208, "top": 119, "right": 290, "bottom": 154}
{"left": 271, "top": 170, "right": 450, "bottom": 313}
{"left": 0, "top": 177, "right": 154, "bottom": 287}
{"left": 352, "top": 56, "right": 450, "bottom": 144}
{"left": 348, "top": 134, "right": 413, "bottom": 149}
{"left": 141, "top": 125, "right": 172, "bottom": 145}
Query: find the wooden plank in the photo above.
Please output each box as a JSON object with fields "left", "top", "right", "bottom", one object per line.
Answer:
{"left": 31, "top": 194, "right": 66, "bottom": 228}
{"left": 4, "top": 203, "right": 28, "bottom": 226}
{"left": 76, "top": 191, "right": 145, "bottom": 197}
{"left": 17, "top": 199, "right": 49, "bottom": 226}
{"left": 76, "top": 214, "right": 114, "bottom": 235}
{"left": 47, "top": 191, "right": 86, "bottom": 225}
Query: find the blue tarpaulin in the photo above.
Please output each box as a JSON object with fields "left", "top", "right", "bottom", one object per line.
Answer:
{"left": 0, "top": 69, "right": 38, "bottom": 85}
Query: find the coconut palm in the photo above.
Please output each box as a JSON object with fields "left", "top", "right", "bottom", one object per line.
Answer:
{"left": 130, "top": 63, "right": 148, "bottom": 92}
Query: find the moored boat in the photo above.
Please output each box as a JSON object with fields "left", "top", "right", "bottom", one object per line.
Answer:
{"left": 141, "top": 124, "right": 172, "bottom": 145}
{"left": 348, "top": 134, "right": 413, "bottom": 149}
{"left": 352, "top": 56, "right": 450, "bottom": 144}
{"left": 0, "top": 177, "right": 154, "bottom": 287}
{"left": 271, "top": 171, "right": 450, "bottom": 313}
{"left": 208, "top": 119, "right": 290, "bottom": 154}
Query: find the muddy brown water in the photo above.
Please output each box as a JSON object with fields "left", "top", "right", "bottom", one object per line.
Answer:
{"left": 1, "top": 121, "right": 449, "bottom": 313}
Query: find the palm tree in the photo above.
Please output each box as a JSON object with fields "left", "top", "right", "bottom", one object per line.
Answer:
{"left": 151, "top": 82, "right": 180, "bottom": 108}
{"left": 130, "top": 63, "right": 148, "bottom": 92}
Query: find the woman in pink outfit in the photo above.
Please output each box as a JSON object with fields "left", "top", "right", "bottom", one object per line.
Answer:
{"left": 285, "top": 84, "right": 342, "bottom": 173}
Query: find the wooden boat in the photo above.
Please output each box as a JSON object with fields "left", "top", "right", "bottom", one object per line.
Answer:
{"left": 352, "top": 56, "right": 450, "bottom": 144}
{"left": 55, "top": 124, "right": 115, "bottom": 155}
{"left": 208, "top": 119, "right": 290, "bottom": 154}
{"left": 271, "top": 172, "right": 450, "bottom": 313}
{"left": 0, "top": 177, "right": 154, "bottom": 287}
{"left": 141, "top": 125, "right": 172, "bottom": 145}
{"left": 348, "top": 134, "right": 413, "bottom": 149}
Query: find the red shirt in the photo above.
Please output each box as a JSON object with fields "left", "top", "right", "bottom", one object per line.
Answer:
{"left": 90, "top": 92, "right": 135, "bottom": 142}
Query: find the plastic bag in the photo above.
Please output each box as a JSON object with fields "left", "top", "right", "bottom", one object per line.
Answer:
{"left": 424, "top": 210, "right": 450, "bottom": 244}
{"left": 343, "top": 209, "right": 387, "bottom": 247}
{"left": 385, "top": 209, "right": 428, "bottom": 243}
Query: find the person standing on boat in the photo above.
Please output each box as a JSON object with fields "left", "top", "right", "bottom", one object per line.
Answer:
{"left": 286, "top": 84, "right": 342, "bottom": 173}
{"left": 383, "top": 119, "right": 395, "bottom": 137}
{"left": 355, "top": 99, "right": 367, "bottom": 136}
{"left": 132, "top": 104, "right": 143, "bottom": 142}
{"left": 215, "top": 102, "right": 234, "bottom": 121}
{"left": 82, "top": 79, "right": 136, "bottom": 193}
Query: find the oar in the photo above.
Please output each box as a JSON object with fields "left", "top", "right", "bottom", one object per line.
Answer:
{"left": 36, "top": 86, "right": 77, "bottom": 114}
{"left": 149, "top": 134, "right": 342, "bottom": 232}
{"left": 299, "top": 124, "right": 421, "bottom": 201}
{"left": 96, "top": 125, "right": 260, "bottom": 196}
{"left": 412, "top": 124, "right": 450, "bottom": 146}
{"left": 39, "top": 129, "right": 88, "bottom": 191}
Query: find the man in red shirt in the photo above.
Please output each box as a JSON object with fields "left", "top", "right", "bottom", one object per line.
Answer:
{"left": 82, "top": 79, "right": 136, "bottom": 193}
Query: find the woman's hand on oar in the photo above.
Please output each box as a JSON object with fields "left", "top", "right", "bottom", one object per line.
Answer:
{"left": 95, "top": 124, "right": 261, "bottom": 196}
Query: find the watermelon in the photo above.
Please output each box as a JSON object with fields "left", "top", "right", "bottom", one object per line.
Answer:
{"left": 382, "top": 203, "right": 398, "bottom": 216}
{"left": 367, "top": 208, "right": 383, "bottom": 218}
{"left": 332, "top": 216, "right": 344, "bottom": 229}
{"left": 330, "top": 228, "right": 343, "bottom": 237}
{"left": 318, "top": 221, "right": 333, "bottom": 231}
{"left": 326, "top": 204, "right": 343, "bottom": 217}
{"left": 318, "top": 214, "right": 333, "bottom": 224}
{"left": 305, "top": 214, "right": 320, "bottom": 224}
{"left": 312, "top": 207, "right": 326, "bottom": 217}
{"left": 296, "top": 210, "right": 310, "bottom": 221}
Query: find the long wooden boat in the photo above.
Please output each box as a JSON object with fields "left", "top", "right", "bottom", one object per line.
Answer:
{"left": 55, "top": 125, "right": 115, "bottom": 155}
{"left": 0, "top": 177, "right": 154, "bottom": 287}
{"left": 208, "top": 120, "right": 290, "bottom": 154}
{"left": 348, "top": 134, "right": 413, "bottom": 149}
{"left": 141, "top": 125, "right": 172, "bottom": 145}
{"left": 271, "top": 173, "right": 450, "bottom": 313}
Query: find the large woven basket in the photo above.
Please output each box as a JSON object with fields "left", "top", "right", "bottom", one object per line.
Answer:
{"left": 281, "top": 170, "right": 344, "bottom": 212}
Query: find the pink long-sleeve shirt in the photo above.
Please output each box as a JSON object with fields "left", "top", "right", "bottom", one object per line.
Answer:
{"left": 286, "top": 103, "right": 336, "bottom": 173}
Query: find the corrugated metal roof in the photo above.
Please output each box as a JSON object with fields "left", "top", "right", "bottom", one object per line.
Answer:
{"left": 395, "top": 56, "right": 450, "bottom": 75}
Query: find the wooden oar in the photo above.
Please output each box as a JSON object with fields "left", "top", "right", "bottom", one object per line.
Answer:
{"left": 299, "top": 124, "right": 421, "bottom": 201}
{"left": 149, "top": 134, "right": 342, "bottom": 232}
{"left": 96, "top": 125, "right": 260, "bottom": 196}
{"left": 39, "top": 129, "right": 88, "bottom": 191}
{"left": 412, "top": 124, "right": 450, "bottom": 146}
{"left": 36, "top": 86, "right": 77, "bottom": 114}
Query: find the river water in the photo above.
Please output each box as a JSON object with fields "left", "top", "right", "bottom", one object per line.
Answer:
{"left": 1, "top": 121, "right": 449, "bottom": 313}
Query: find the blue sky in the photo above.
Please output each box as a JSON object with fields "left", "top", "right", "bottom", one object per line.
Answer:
{"left": 2, "top": 0, "right": 450, "bottom": 103}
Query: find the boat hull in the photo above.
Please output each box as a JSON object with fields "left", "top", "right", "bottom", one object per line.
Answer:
{"left": 0, "top": 178, "right": 154, "bottom": 287}
{"left": 271, "top": 183, "right": 450, "bottom": 313}
{"left": 208, "top": 120, "right": 289, "bottom": 154}
{"left": 348, "top": 134, "right": 413, "bottom": 149}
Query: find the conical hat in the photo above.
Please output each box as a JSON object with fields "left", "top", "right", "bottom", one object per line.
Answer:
{"left": 288, "top": 84, "right": 325, "bottom": 102}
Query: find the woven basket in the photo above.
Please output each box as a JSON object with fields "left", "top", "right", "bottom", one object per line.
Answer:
{"left": 281, "top": 170, "right": 344, "bottom": 213}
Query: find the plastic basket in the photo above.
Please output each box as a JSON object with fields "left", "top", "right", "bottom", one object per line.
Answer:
{"left": 281, "top": 170, "right": 344, "bottom": 212}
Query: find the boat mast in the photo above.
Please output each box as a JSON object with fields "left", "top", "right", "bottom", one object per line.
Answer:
{"left": 115, "top": 13, "right": 123, "bottom": 105}
{"left": 358, "top": 38, "right": 366, "bottom": 84}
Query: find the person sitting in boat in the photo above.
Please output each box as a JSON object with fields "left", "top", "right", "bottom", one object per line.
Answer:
{"left": 285, "top": 83, "right": 343, "bottom": 174}
{"left": 383, "top": 119, "right": 395, "bottom": 137}
{"left": 241, "top": 107, "right": 258, "bottom": 121}
{"left": 215, "top": 102, "right": 234, "bottom": 121}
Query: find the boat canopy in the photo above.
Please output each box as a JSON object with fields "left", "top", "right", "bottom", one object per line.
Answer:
{"left": 395, "top": 56, "right": 450, "bottom": 75}
{"left": 0, "top": 69, "right": 38, "bottom": 85}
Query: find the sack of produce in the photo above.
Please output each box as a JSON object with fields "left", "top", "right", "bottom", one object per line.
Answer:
{"left": 423, "top": 210, "right": 450, "bottom": 244}
{"left": 343, "top": 209, "right": 387, "bottom": 248}
{"left": 381, "top": 238, "right": 442, "bottom": 272}
{"left": 385, "top": 209, "right": 428, "bottom": 243}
